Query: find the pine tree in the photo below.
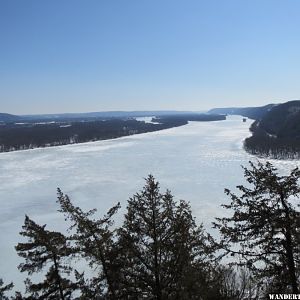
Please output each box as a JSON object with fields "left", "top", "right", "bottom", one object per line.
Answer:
{"left": 213, "top": 161, "right": 300, "bottom": 293}
{"left": 15, "top": 215, "right": 76, "bottom": 299}
{"left": 56, "top": 189, "right": 121, "bottom": 299}
{"left": 0, "top": 278, "right": 13, "bottom": 300}
{"left": 118, "top": 175, "right": 218, "bottom": 299}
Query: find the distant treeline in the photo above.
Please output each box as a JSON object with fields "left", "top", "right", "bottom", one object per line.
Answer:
{"left": 0, "top": 114, "right": 225, "bottom": 152}
{"left": 0, "top": 119, "right": 179, "bottom": 152}
{"left": 153, "top": 113, "right": 226, "bottom": 123}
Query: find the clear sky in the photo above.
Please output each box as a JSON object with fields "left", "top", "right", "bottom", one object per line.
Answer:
{"left": 1, "top": 0, "right": 300, "bottom": 114}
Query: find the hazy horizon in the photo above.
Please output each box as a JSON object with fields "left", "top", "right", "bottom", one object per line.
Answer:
{"left": 2, "top": 100, "right": 288, "bottom": 116}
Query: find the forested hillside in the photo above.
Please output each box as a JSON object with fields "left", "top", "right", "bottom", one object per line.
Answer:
{"left": 244, "top": 100, "right": 300, "bottom": 158}
{"left": 208, "top": 104, "right": 274, "bottom": 120}
{"left": 209, "top": 100, "right": 300, "bottom": 159}
{"left": 0, "top": 113, "right": 20, "bottom": 122}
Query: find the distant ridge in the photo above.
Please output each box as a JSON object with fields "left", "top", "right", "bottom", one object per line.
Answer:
{"left": 0, "top": 110, "right": 205, "bottom": 123}
{"left": 243, "top": 100, "right": 300, "bottom": 159}
{"left": 21, "top": 110, "right": 204, "bottom": 120}
{"left": 208, "top": 104, "right": 275, "bottom": 120}
{"left": 0, "top": 113, "right": 20, "bottom": 122}
{"left": 209, "top": 100, "right": 300, "bottom": 159}
{"left": 254, "top": 100, "right": 300, "bottom": 138}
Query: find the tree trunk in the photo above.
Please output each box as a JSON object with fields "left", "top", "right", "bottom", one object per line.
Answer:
{"left": 53, "top": 254, "right": 65, "bottom": 300}
{"left": 151, "top": 196, "right": 162, "bottom": 300}
{"left": 285, "top": 227, "right": 299, "bottom": 293}
{"left": 281, "top": 195, "right": 299, "bottom": 293}
{"left": 90, "top": 229, "right": 117, "bottom": 299}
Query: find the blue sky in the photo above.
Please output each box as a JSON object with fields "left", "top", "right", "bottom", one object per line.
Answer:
{"left": 1, "top": 0, "right": 300, "bottom": 114}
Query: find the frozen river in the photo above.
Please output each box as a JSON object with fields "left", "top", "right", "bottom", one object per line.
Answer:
{"left": 0, "top": 115, "right": 298, "bottom": 290}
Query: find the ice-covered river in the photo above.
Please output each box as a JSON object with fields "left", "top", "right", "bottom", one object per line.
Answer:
{"left": 0, "top": 115, "right": 298, "bottom": 289}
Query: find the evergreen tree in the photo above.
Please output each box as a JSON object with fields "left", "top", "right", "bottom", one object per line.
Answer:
{"left": 8, "top": 175, "right": 267, "bottom": 299}
{"left": 214, "top": 161, "right": 300, "bottom": 293}
{"left": 118, "top": 175, "right": 219, "bottom": 299}
{"left": 56, "top": 189, "right": 121, "bottom": 299}
{"left": 0, "top": 278, "right": 13, "bottom": 300}
{"left": 15, "top": 215, "right": 76, "bottom": 299}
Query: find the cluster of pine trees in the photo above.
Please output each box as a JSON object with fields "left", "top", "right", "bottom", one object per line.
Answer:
{"left": 1, "top": 161, "right": 300, "bottom": 299}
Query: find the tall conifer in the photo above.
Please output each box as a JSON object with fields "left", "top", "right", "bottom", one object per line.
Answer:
{"left": 57, "top": 189, "right": 121, "bottom": 299}
{"left": 15, "top": 216, "right": 76, "bottom": 299}
{"left": 214, "top": 161, "right": 300, "bottom": 293}
{"left": 118, "top": 175, "right": 218, "bottom": 299}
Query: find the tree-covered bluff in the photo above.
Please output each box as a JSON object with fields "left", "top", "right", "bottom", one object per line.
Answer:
{"left": 209, "top": 100, "right": 300, "bottom": 159}
{"left": 244, "top": 100, "right": 300, "bottom": 159}
{"left": 208, "top": 104, "right": 275, "bottom": 120}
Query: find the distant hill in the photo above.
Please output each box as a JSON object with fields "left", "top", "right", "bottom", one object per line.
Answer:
{"left": 244, "top": 100, "right": 300, "bottom": 159}
{"left": 208, "top": 104, "right": 275, "bottom": 120}
{"left": 0, "top": 113, "right": 20, "bottom": 122}
{"left": 21, "top": 110, "right": 203, "bottom": 121}
{"left": 257, "top": 100, "right": 300, "bottom": 138}
{"left": 0, "top": 110, "right": 207, "bottom": 124}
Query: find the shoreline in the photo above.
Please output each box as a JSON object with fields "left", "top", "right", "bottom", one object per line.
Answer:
{"left": 0, "top": 116, "right": 226, "bottom": 154}
{"left": 0, "top": 122, "right": 187, "bottom": 155}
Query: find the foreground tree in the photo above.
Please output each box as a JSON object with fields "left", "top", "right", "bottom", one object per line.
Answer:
{"left": 57, "top": 189, "right": 121, "bottom": 299}
{"left": 7, "top": 174, "right": 269, "bottom": 299}
{"left": 15, "top": 216, "right": 76, "bottom": 299}
{"left": 118, "top": 175, "right": 222, "bottom": 299}
{"left": 214, "top": 161, "right": 300, "bottom": 293}
{"left": 0, "top": 278, "right": 13, "bottom": 300}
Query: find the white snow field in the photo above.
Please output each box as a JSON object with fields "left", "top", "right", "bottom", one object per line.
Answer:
{"left": 0, "top": 115, "right": 299, "bottom": 290}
